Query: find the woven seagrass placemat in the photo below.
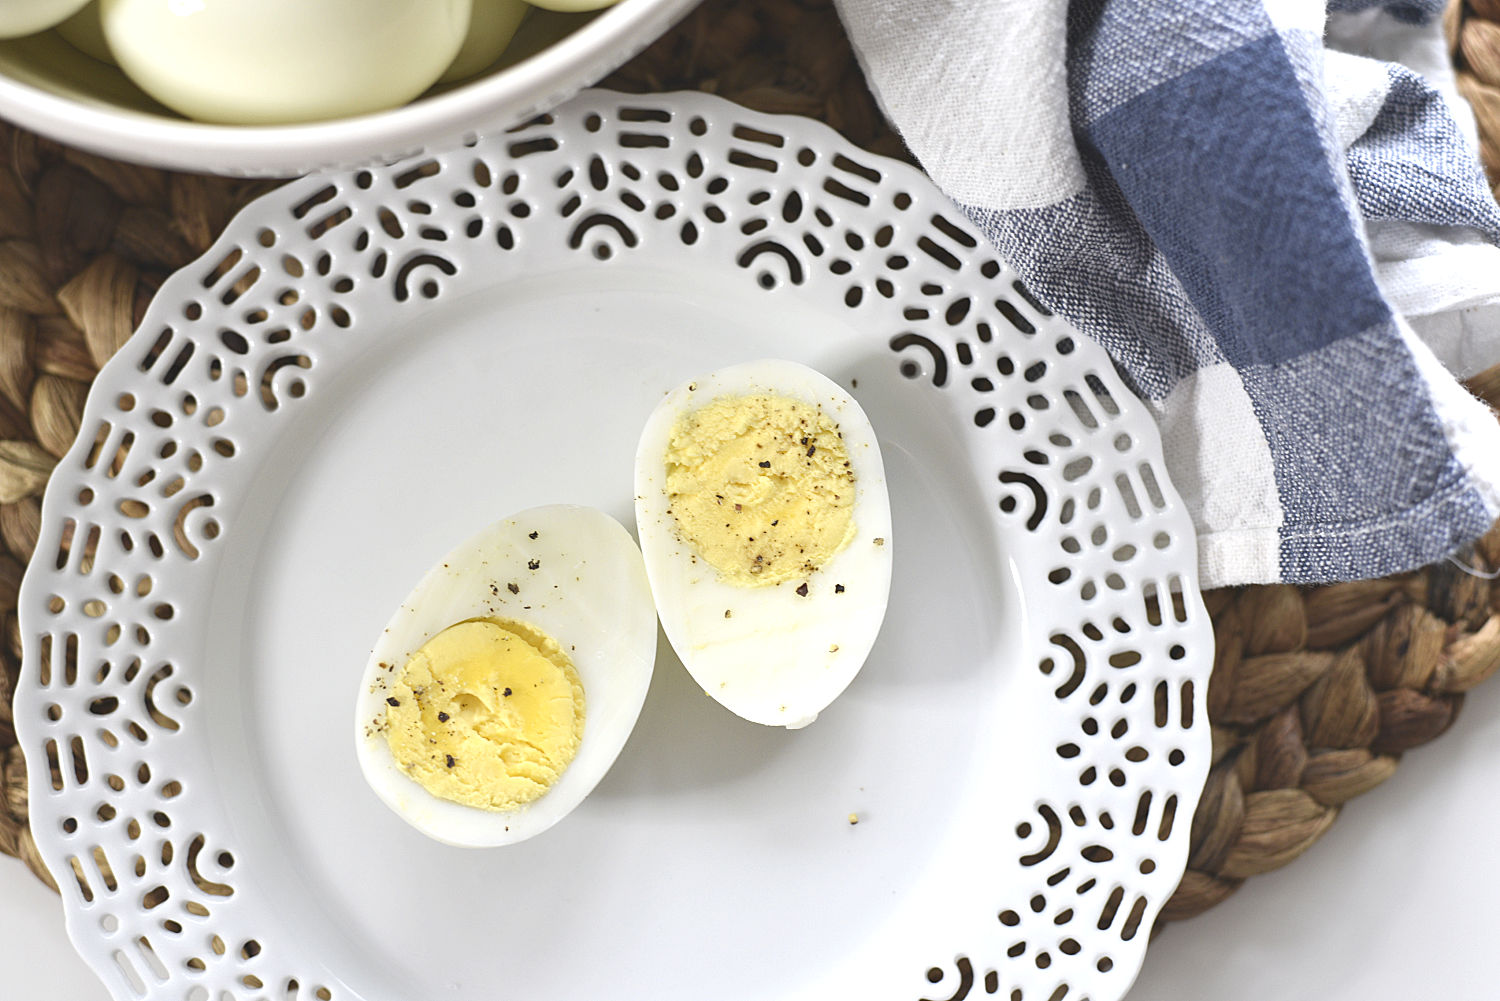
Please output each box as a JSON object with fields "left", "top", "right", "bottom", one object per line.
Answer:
{"left": 0, "top": 0, "right": 1498, "bottom": 936}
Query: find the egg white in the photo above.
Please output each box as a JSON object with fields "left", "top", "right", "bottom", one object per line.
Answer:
{"left": 438, "top": 0, "right": 528, "bottom": 84}
{"left": 0, "top": 0, "right": 90, "bottom": 38}
{"left": 100, "top": 0, "right": 471, "bottom": 124}
{"left": 524, "top": 0, "right": 621, "bottom": 12}
{"left": 634, "top": 360, "right": 894, "bottom": 729}
{"left": 56, "top": 3, "right": 113, "bottom": 63}
{"left": 354, "top": 505, "right": 656, "bottom": 847}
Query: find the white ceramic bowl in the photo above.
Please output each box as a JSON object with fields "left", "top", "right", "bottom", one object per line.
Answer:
{"left": 0, "top": 0, "right": 699, "bottom": 176}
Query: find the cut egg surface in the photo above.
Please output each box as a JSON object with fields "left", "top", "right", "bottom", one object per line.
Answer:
{"left": 634, "top": 360, "right": 893, "bottom": 729}
{"left": 355, "top": 505, "right": 656, "bottom": 848}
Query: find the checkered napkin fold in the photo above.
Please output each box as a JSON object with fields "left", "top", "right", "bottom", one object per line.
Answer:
{"left": 834, "top": 0, "right": 1500, "bottom": 587}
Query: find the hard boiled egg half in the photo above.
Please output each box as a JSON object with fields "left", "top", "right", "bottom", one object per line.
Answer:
{"left": 634, "top": 360, "right": 893, "bottom": 729}
{"left": 354, "top": 505, "right": 656, "bottom": 847}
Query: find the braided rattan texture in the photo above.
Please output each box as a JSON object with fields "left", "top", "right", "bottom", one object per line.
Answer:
{"left": 0, "top": 0, "right": 1497, "bottom": 936}
{"left": 1455, "top": 0, "right": 1500, "bottom": 198}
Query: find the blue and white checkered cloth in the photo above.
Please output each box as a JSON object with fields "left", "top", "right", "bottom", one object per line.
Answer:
{"left": 836, "top": 0, "right": 1500, "bottom": 586}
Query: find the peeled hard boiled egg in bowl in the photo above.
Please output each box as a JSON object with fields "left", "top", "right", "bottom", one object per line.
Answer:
{"left": 98, "top": 0, "right": 473, "bottom": 125}
{"left": 0, "top": 0, "right": 700, "bottom": 174}
{"left": 634, "top": 359, "right": 894, "bottom": 729}
{"left": 354, "top": 505, "right": 657, "bottom": 847}
{"left": 0, "top": 0, "right": 91, "bottom": 39}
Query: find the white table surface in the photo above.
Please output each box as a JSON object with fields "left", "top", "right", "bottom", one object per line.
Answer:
{"left": 4, "top": 671, "right": 1499, "bottom": 1001}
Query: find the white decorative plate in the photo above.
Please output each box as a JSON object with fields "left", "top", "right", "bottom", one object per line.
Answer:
{"left": 16, "top": 90, "right": 1213, "bottom": 1001}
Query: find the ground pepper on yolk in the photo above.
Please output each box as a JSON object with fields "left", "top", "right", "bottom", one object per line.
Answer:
{"left": 664, "top": 393, "right": 855, "bottom": 586}
{"left": 382, "top": 618, "right": 584, "bottom": 811}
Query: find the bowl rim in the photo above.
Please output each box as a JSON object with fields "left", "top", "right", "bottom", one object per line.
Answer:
{"left": 0, "top": 0, "right": 702, "bottom": 175}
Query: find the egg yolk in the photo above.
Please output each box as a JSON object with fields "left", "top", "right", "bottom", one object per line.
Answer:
{"left": 665, "top": 393, "right": 855, "bottom": 586}
{"left": 382, "top": 619, "right": 584, "bottom": 811}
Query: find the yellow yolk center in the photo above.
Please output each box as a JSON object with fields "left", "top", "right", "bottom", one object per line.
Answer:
{"left": 382, "top": 619, "right": 585, "bottom": 811}
{"left": 665, "top": 393, "right": 856, "bottom": 586}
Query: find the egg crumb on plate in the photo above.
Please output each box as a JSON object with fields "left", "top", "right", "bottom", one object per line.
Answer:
{"left": 382, "top": 618, "right": 584, "bottom": 812}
